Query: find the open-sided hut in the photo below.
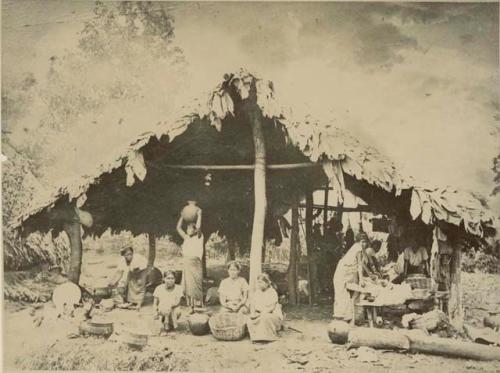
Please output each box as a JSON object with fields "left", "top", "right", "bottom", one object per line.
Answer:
{"left": 10, "top": 70, "right": 495, "bottom": 327}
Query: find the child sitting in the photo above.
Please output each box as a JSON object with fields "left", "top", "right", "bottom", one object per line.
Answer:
{"left": 218, "top": 261, "right": 249, "bottom": 314}
{"left": 153, "top": 270, "right": 184, "bottom": 335}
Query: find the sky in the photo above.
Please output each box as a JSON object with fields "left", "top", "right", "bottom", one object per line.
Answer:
{"left": 2, "top": 1, "right": 500, "bottom": 212}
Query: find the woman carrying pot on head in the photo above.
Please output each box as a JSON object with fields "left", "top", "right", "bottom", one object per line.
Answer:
{"left": 109, "top": 246, "right": 148, "bottom": 310}
{"left": 332, "top": 232, "right": 371, "bottom": 322}
{"left": 177, "top": 205, "right": 204, "bottom": 312}
{"left": 247, "top": 273, "right": 283, "bottom": 343}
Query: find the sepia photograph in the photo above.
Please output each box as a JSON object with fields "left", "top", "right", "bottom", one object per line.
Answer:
{"left": 1, "top": 1, "right": 500, "bottom": 371}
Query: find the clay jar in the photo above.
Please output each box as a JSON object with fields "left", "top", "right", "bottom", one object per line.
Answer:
{"left": 181, "top": 201, "right": 200, "bottom": 223}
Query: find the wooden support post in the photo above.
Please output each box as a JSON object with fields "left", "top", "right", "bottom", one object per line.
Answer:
{"left": 248, "top": 107, "right": 267, "bottom": 291}
{"left": 147, "top": 233, "right": 156, "bottom": 268}
{"left": 63, "top": 220, "right": 83, "bottom": 285}
{"left": 323, "top": 183, "right": 329, "bottom": 235}
{"left": 287, "top": 202, "right": 299, "bottom": 305}
{"left": 305, "top": 192, "right": 314, "bottom": 305}
{"left": 202, "top": 234, "right": 209, "bottom": 279}
{"left": 448, "top": 245, "right": 464, "bottom": 328}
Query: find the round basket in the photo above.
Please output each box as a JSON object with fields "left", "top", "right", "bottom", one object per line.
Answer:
{"left": 209, "top": 312, "right": 247, "bottom": 341}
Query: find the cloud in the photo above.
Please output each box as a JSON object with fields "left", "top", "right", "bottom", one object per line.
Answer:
{"left": 354, "top": 22, "right": 419, "bottom": 70}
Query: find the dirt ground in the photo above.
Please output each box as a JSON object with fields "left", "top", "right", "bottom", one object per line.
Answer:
{"left": 3, "top": 250, "right": 500, "bottom": 372}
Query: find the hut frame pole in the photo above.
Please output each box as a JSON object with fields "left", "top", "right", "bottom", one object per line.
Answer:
{"left": 287, "top": 202, "right": 299, "bottom": 305}
{"left": 305, "top": 192, "right": 314, "bottom": 305}
{"left": 160, "top": 163, "right": 317, "bottom": 170}
{"left": 323, "top": 183, "right": 329, "bottom": 234}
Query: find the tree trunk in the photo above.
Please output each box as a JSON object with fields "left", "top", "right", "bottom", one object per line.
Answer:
{"left": 148, "top": 233, "right": 156, "bottom": 268}
{"left": 305, "top": 192, "right": 314, "bottom": 304}
{"left": 227, "top": 239, "right": 236, "bottom": 261}
{"left": 248, "top": 109, "right": 267, "bottom": 291}
{"left": 63, "top": 221, "right": 83, "bottom": 284}
{"left": 287, "top": 204, "right": 299, "bottom": 305}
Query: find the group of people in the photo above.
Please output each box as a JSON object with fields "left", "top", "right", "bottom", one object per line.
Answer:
{"left": 333, "top": 231, "right": 430, "bottom": 322}
{"left": 107, "top": 203, "right": 283, "bottom": 342}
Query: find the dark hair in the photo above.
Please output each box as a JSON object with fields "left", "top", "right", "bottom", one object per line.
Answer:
{"left": 226, "top": 260, "right": 241, "bottom": 271}
{"left": 120, "top": 246, "right": 133, "bottom": 256}
{"left": 163, "top": 270, "right": 176, "bottom": 278}
{"left": 372, "top": 240, "right": 382, "bottom": 250}
{"left": 257, "top": 272, "right": 272, "bottom": 286}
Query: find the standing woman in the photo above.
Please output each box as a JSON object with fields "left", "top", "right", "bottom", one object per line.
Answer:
{"left": 177, "top": 208, "right": 204, "bottom": 312}
{"left": 247, "top": 273, "right": 283, "bottom": 342}
{"left": 332, "top": 232, "right": 370, "bottom": 322}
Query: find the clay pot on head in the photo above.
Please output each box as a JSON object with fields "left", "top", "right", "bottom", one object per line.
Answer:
{"left": 181, "top": 201, "right": 200, "bottom": 223}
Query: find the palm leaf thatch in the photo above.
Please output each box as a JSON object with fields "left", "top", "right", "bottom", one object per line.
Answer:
{"left": 8, "top": 69, "right": 495, "bottom": 241}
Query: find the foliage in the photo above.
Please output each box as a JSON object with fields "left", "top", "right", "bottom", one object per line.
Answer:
{"left": 492, "top": 154, "right": 500, "bottom": 196}
{"left": 16, "top": 338, "right": 187, "bottom": 371}
{"left": 462, "top": 249, "right": 500, "bottom": 274}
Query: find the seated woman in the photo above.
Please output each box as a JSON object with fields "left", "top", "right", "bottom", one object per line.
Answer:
{"left": 218, "top": 261, "right": 249, "bottom": 314}
{"left": 154, "top": 270, "right": 184, "bottom": 335}
{"left": 109, "top": 246, "right": 148, "bottom": 310}
{"left": 247, "top": 273, "right": 283, "bottom": 343}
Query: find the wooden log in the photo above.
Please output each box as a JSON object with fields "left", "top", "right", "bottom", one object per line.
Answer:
{"left": 348, "top": 327, "right": 410, "bottom": 350}
{"left": 287, "top": 203, "right": 299, "bottom": 305}
{"left": 408, "top": 333, "right": 500, "bottom": 361}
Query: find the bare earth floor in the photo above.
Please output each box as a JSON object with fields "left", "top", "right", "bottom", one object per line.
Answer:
{"left": 3, "top": 271, "right": 500, "bottom": 372}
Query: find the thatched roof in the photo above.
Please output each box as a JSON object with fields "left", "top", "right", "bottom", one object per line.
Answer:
{"left": 10, "top": 70, "right": 495, "bottom": 239}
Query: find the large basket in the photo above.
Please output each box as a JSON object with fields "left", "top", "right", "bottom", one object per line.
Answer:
{"left": 406, "top": 275, "right": 432, "bottom": 290}
{"left": 209, "top": 312, "right": 247, "bottom": 341}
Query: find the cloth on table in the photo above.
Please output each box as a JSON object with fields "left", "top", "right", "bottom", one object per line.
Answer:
{"left": 247, "top": 287, "right": 283, "bottom": 342}
{"left": 182, "top": 256, "right": 203, "bottom": 301}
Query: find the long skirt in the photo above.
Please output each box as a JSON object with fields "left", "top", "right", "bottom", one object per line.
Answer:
{"left": 127, "top": 269, "right": 148, "bottom": 305}
{"left": 333, "top": 260, "right": 359, "bottom": 321}
{"left": 182, "top": 256, "right": 203, "bottom": 301}
{"left": 247, "top": 313, "right": 282, "bottom": 342}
